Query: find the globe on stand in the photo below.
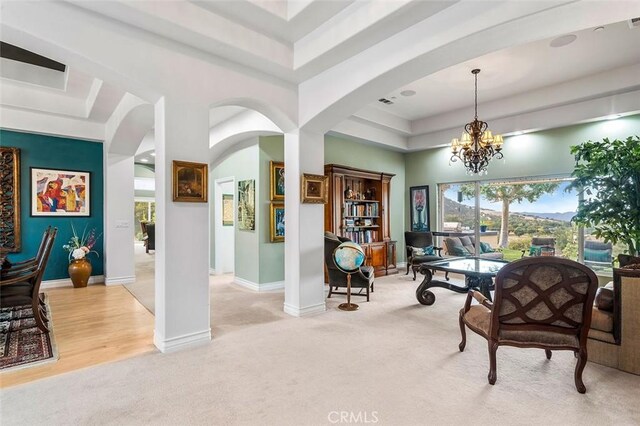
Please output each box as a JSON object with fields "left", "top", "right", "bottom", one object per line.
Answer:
{"left": 332, "top": 241, "right": 366, "bottom": 311}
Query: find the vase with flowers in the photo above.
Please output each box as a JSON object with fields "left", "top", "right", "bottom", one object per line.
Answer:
{"left": 63, "top": 224, "right": 100, "bottom": 288}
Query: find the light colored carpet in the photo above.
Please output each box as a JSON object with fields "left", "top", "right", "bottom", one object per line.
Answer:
{"left": 2, "top": 272, "right": 639, "bottom": 425}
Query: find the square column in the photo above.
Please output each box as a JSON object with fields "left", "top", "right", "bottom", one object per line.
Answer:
{"left": 283, "top": 130, "right": 326, "bottom": 316}
{"left": 154, "top": 97, "right": 211, "bottom": 352}
{"left": 104, "top": 153, "right": 135, "bottom": 285}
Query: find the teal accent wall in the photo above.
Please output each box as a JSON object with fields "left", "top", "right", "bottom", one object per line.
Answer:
{"left": 325, "top": 134, "right": 407, "bottom": 261}
{"left": 1, "top": 129, "right": 104, "bottom": 280}
{"left": 405, "top": 115, "right": 640, "bottom": 233}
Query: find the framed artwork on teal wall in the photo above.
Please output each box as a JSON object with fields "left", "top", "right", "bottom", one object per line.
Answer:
{"left": 30, "top": 167, "right": 91, "bottom": 216}
{"left": 410, "top": 185, "right": 430, "bottom": 232}
{"left": 222, "top": 194, "right": 233, "bottom": 226}
{"left": 238, "top": 179, "right": 255, "bottom": 231}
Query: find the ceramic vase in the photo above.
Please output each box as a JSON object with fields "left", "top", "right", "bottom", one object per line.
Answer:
{"left": 68, "top": 258, "right": 92, "bottom": 288}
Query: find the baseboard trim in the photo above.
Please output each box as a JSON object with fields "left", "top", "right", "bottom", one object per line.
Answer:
{"left": 154, "top": 329, "right": 211, "bottom": 353}
{"left": 284, "top": 302, "right": 326, "bottom": 317}
{"left": 233, "top": 277, "right": 284, "bottom": 292}
{"left": 397, "top": 262, "right": 407, "bottom": 268}
{"left": 105, "top": 275, "right": 136, "bottom": 286}
{"left": 41, "top": 275, "right": 105, "bottom": 289}
{"left": 209, "top": 268, "right": 216, "bottom": 275}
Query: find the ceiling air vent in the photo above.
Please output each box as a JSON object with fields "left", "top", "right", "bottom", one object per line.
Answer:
{"left": 378, "top": 98, "right": 394, "bottom": 105}
{"left": 629, "top": 17, "right": 640, "bottom": 29}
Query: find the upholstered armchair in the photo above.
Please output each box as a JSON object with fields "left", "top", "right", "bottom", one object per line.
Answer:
{"left": 404, "top": 231, "right": 444, "bottom": 280}
{"left": 459, "top": 257, "right": 598, "bottom": 393}
{"left": 324, "top": 232, "right": 374, "bottom": 301}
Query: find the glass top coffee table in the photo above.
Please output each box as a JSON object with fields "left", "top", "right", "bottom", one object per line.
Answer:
{"left": 415, "top": 257, "right": 509, "bottom": 306}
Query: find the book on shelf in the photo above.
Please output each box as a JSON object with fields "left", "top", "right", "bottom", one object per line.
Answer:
{"left": 343, "top": 230, "right": 377, "bottom": 244}
{"left": 345, "top": 203, "right": 378, "bottom": 217}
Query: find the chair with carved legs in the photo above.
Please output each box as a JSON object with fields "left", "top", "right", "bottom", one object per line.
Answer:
{"left": 458, "top": 257, "right": 598, "bottom": 393}
{"left": 0, "top": 228, "right": 57, "bottom": 333}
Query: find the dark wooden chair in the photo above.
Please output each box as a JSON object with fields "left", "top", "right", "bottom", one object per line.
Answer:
{"left": 404, "top": 231, "right": 445, "bottom": 281}
{"left": 458, "top": 256, "right": 598, "bottom": 393}
{"left": 0, "top": 228, "right": 57, "bottom": 333}
{"left": 141, "top": 221, "right": 155, "bottom": 253}
{"left": 324, "top": 232, "right": 374, "bottom": 301}
{"left": 1, "top": 226, "right": 52, "bottom": 278}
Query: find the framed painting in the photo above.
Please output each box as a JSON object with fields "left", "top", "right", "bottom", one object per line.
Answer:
{"left": 410, "top": 185, "right": 430, "bottom": 231}
{"left": 270, "top": 202, "right": 285, "bottom": 242}
{"left": 237, "top": 179, "right": 255, "bottom": 231}
{"left": 31, "top": 167, "right": 90, "bottom": 217}
{"left": 222, "top": 194, "right": 233, "bottom": 226}
{"left": 269, "top": 161, "right": 285, "bottom": 201}
{"left": 172, "top": 160, "right": 208, "bottom": 202}
{"left": 301, "top": 173, "right": 328, "bottom": 204}
{"left": 0, "top": 147, "right": 21, "bottom": 251}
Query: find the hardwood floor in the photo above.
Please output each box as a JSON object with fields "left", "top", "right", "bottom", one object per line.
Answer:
{"left": 0, "top": 285, "right": 155, "bottom": 388}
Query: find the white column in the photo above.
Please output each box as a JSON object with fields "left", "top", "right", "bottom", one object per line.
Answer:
{"left": 283, "top": 129, "right": 326, "bottom": 316}
{"left": 104, "top": 153, "right": 135, "bottom": 285}
{"left": 154, "top": 97, "right": 211, "bottom": 352}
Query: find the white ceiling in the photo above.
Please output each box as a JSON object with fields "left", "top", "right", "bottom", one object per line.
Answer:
{"left": 371, "top": 21, "right": 640, "bottom": 121}
{"left": 1, "top": 1, "right": 639, "bottom": 153}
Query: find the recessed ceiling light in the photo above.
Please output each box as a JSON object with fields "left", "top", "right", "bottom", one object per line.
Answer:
{"left": 400, "top": 90, "right": 416, "bottom": 97}
{"left": 549, "top": 34, "right": 577, "bottom": 48}
{"left": 140, "top": 158, "right": 149, "bottom": 162}
{"left": 150, "top": 152, "right": 156, "bottom": 157}
{"left": 593, "top": 26, "right": 604, "bottom": 32}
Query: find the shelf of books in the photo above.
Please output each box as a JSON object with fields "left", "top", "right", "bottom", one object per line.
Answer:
{"left": 343, "top": 229, "right": 378, "bottom": 244}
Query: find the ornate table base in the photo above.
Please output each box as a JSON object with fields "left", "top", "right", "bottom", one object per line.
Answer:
{"left": 416, "top": 264, "right": 495, "bottom": 306}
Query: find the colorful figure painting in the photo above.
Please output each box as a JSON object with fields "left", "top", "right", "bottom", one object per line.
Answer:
{"left": 410, "top": 185, "right": 430, "bottom": 231}
{"left": 238, "top": 179, "right": 255, "bottom": 231}
{"left": 31, "top": 168, "right": 90, "bottom": 216}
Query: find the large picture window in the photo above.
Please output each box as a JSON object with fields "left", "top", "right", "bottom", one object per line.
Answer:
{"left": 437, "top": 176, "right": 617, "bottom": 275}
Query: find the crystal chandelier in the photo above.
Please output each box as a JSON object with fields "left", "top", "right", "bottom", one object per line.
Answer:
{"left": 450, "top": 69, "right": 504, "bottom": 174}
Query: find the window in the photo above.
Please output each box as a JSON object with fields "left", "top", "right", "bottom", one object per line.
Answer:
{"left": 134, "top": 200, "right": 155, "bottom": 241}
{"left": 438, "top": 176, "right": 611, "bottom": 273}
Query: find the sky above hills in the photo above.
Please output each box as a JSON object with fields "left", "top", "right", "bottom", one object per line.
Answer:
{"left": 443, "top": 181, "right": 578, "bottom": 214}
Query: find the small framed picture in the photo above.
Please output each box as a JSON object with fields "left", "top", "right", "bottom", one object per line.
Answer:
{"left": 222, "top": 194, "right": 233, "bottom": 226}
{"left": 172, "top": 160, "right": 208, "bottom": 202}
{"left": 31, "top": 167, "right": 90, "bottom": 216}
{"left": 270, "top": 161, "right": 285, "bottom": 201}
{"left": 270, "top": 202, "right": 285, "bottom": 242}
{"left": 301, "top": 173, "right": 328, "bottom": 204}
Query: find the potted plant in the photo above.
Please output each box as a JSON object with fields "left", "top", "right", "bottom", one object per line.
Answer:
{"left": 568, "top": 136, "right": 640, "bottom": 256}
{"left": 63, "top": 224, "right": 100, "bottom": 288}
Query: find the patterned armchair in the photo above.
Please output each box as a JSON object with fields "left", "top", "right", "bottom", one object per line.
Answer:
{"left": 458, "top": 257, "right": 598, "bottom": 393}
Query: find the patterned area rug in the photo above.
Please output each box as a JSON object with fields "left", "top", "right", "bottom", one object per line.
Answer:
{"left": 0, "top": 294, "right": 58, "bottom": 372}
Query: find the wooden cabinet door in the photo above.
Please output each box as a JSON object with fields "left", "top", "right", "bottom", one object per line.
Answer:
{"left": 386, "top": 241, "right": 397, "bottom": 270}
{"left": 369, "top": 243, "right": 387, "bottom": 274}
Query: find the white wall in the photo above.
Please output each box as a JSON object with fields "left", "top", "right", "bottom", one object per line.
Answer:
{"left": 104, "top": 152, "right": 135, "bottom": 285}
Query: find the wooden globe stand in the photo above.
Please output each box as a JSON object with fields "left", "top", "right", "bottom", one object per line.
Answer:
{"left": 338, "top": 272, "right": 359, "bottom": 311}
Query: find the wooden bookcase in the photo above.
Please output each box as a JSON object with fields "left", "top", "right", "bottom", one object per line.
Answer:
{"left": 325, "top": 164, "right": 397, "bottom": 277}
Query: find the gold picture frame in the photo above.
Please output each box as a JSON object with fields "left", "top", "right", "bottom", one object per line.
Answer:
{"left": 270, "top": 202, "right": 285, "bottom": 242}
{"left": 301, "top": 173, "right": 328, "bottom": 204}
{"left": 172, "top": 160, "right": 208, "bottom": 202}
{"left": 269, "top": 161, "right": 285, "bottom": 201}
{"left": 0, "top": 147, "right": 21, "bottom": 252}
